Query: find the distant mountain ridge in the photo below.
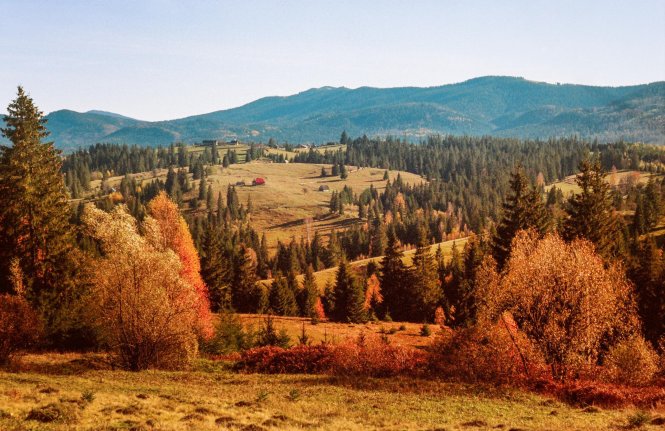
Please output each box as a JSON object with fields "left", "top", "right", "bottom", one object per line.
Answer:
{"left": 31, "top": 76, "right": 665, "bottom": 151}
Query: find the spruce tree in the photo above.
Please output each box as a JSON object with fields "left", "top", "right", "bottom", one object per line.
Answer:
{"left": 269, "top": 273, "right": 298, "bottom": 316}
{"left": 0, "top": 87, "right": 81, "bottom": 345}
{"left": 379, "top": 227, "right": 410, "bottom": 321}
{"left": 442, "top": 241, "right": 464, "bottom": 324}
{"left": 563, "top": 159, "right": 622, "bottom": 260}
{"left": 201, "top": 225, "right": 230, "bottom": 311}
{"left": 332, "top": 258, "right": 366, "bottom": 323}
{"left": 231, "top": 246, "right": 262, "bottom": 313}
{"left": 299, "top": 265, "right": 319, "bottom": 317}
{"left": 629, "top": 237, "right": 665, "bottom": 345}
{"left": 492, "top": 165, "right": 549, "bottom": 269}
{"left": 410, "top": 243, "right": 442, "bottom": 322}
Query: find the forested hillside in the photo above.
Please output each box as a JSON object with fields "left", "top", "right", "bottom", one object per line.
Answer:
{"left": 30, "top": 77, "right": 665, "bottom": 151}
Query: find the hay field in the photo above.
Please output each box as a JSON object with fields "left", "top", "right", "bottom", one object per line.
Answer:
{"left": 0, "top": 353, "right": 648, "bottom": 431}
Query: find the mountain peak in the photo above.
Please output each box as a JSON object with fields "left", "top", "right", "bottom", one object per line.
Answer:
{"left": 36, "top": 77, "right": 664, "bottom": 151}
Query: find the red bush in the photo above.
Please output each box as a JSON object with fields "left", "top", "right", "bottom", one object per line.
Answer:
{"left": 0, "top": 294, "right": 42, "bottom": 365}
{"left": 428, "top": 317, "right": 546, "bottom": 384}
{"left": 536, "top": 378, "right": 665, "bottom": 408}
{"left": 234, "top": 336, "right": 426, "bottom": 378}
{"left": 331, "top": 336, "right": 428, "bottom": 378}
{"left": 236, "top": 345, "right": 333, "bottom": 374}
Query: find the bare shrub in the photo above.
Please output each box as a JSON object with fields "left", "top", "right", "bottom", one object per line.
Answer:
{"left": 604, "top": 336, "right": 659, "bottom": 386}
{"left": 82, "top": 205, "right": 200, "bottom": 370}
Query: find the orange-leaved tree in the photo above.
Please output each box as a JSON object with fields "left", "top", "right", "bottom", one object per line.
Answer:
{"left": 83, "top": 205, "right": 200, "bottom": 370}
{"left": 147, "top": 192, "right": 213, "bottom": 339}
{"left": 480, "top": 230, "right": 638, "bottom": 381}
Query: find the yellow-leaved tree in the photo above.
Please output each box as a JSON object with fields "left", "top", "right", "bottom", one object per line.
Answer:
{"left": 83, "top": 204, "right": 201, "bottom": 370}
{"left": 480, "top": 230, "right": 638, "bottom": 381}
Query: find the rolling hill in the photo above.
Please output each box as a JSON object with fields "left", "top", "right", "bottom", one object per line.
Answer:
{"left": 34, "top": 76, "right": 665, "bottom": 151}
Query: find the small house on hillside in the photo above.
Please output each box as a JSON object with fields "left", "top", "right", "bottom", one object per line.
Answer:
{"left": 318, "top": 184, "right": 330, "bottom": 192}
{"left": 252, "top": 177, "right": 266, "bottom": 186}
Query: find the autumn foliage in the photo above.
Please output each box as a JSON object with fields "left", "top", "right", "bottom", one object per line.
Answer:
{"left": 479, "top": 230, "right": 638, "bottom": 380}
{"left": 0, "top": 293, "right": 42, "bottom": 365}
{"left": 236, "top": 334, "right": 427, "bottom": 377}
{"left": 83, "top": 204, "right": 202, "bottom": 370}
{"left": 147, "top": 192, "right": 213, "bottom": 339}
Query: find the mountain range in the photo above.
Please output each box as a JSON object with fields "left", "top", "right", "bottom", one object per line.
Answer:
{"left": 35, "top": 76, "right": 665, "bottom": 151}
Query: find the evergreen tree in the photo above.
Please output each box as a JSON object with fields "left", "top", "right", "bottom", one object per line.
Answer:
{"left": 563, "top": 159, "right": 623, "bottom": 260}
{"left": 211, "top": 141, "right": 219, "bottom": 164}
{"left": 198, "top": 171, "right": 207, "bottom": 201}
{"left": 340, "top": 163, "right": 348, "bottom": 180}
{"left": 227, "top": 185, "right": 240, "bottom": 219}
{"left": 379, "top": 227, "right": 410, "bottom": 321}
{"left": 629, "top": 237, "right": 665, "bottom": 346}
{"left": 332, "top": 258, "right": 366, "bottom": 323}
{"left": 492, "top": 165, "right": 549, "bottom": 269}
{"left": 369, "top": 216, "right": 387, "bottom": 257}
{"left": 231, "top": 246, "right": 262, "bottom": 313}
{"left": 269, "top": 273, "right": 298, "bottom": 316}
{"left": 410, "top": 242, "right": 442, "bottom": 322}
{"left": 0, "top": 87, "right": 82, "bottom": 345}
{"left": 298, "top": 265, "right": 319, "bottom": 317}
{"left": 442, "top": 241, "right": 464, "bottom": 324}
{"left": 201, "top": 225, "right": 230, "bottom": 311}
{"left": 632, "top": 195, "right": 647, "bottom": 237}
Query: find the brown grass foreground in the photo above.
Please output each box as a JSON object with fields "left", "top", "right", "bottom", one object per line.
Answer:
{"left": 1, "top": 353, "right": 662, "bottom": 431}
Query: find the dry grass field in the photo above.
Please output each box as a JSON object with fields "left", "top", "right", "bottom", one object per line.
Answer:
{"left": 85, "top": 160, "right": 424, "bottom": 251}
{"left": 237, "top": 314, "right": 435, "bottom": 349}
{"left": 545, "top": 169, "right": 661, "bottom": 197}
{"left": 202, "top": 161, "right": 424, "bottom": 248}
{"left": 0, "top": 353, "right": 657, "bottom": 431}
{"left": 258, "top": 237, "right": 469, "bottom": 289}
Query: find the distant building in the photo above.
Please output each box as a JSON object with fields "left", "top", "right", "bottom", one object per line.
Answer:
{"left": 318, "top": 185, "right": 330, "bottom": 192}
{"left": 252, "top": 178, "right": 266, "bottom": 186}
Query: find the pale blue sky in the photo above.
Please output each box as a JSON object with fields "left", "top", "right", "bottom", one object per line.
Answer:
{"left": 1, "top": 0, "right": 663, "bottom": 120}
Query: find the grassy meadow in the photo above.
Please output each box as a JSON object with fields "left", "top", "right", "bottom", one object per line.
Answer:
{"left": 87, "top": 158, "right": 424, "bottom": 251}
{"left": 258, "top": 237, "right": 469, "bottom": 289}
{"left": 0, "top": 353, "right": 658, "bottom": 431}
{"left": 545, "top": 169, "right": 661, "bottom": 197}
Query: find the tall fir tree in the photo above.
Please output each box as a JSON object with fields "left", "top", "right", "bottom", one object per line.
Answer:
{"left": 0, "top": 87, "right": 82, "bottom": 345}
{"left": 379, "top": 227, "right": 410, "bottom": 321}
{"left": 410, "top": 242, "right": 442, "bottom": 322}
{"left": 563, "top": 159, "right": 623, "bottom": 260}
{"left": 231, "top": 246, "right": 262, "bottom": 313}
{"left": 298, "top": 265, "right": 319, "bottom": 318}
{"left": 629, "top": 237, "right": 665, "bottom": 346}
{"left": 332, "top": 258, "right": 366, "bottom": 323}
{"left": 492, "top": 165, "right": 549, "bottom": 269}
{"left": 201, "top": 224, "right": 230, "bottom": 311}
{"left": 268, "top": 273, "right": 298, "bottom": 316}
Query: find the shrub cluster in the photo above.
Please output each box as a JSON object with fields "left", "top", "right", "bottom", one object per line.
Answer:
{"left": 428, "top": 316, "right": 545, "bottom": 384}
{"left": 0, "top": 294, "right": 42, "bottom": 365}
{"left": 331, "top": 336, "right": 428, "bottom": 378}
{"left": 236, "top": 344, "right": 333, "bottom": 374}
{"left": 603, "top": 336, "right": 660, "bottom": 386}
{"left": 235, "top": 334, "right": 427, "bottom": 378}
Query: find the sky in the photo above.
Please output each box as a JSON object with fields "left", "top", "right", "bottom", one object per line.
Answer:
{"left": 1, "top": 0, "right": 664, "bottom": 121}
